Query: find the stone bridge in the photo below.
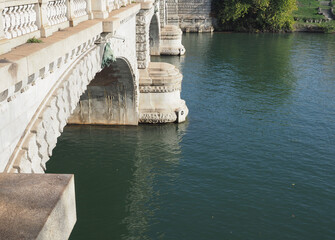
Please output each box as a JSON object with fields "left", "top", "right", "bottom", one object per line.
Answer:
{"left": 0, "top": 0, "right": 189, "bottom": 175}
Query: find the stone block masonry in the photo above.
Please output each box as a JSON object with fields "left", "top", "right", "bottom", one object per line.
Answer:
{"left": 178, "top": 0, "right": 213, "bottom": 32}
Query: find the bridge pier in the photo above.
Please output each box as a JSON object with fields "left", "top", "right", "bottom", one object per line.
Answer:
{"left": 160, "top": 25, "right": 185, "bottom": 56}
{"left": 139, "top": 62, "right": 188, "bottom": 123}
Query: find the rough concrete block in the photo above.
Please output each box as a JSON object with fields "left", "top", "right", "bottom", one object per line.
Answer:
{"left": 0, "top": 174, "right": 76, "bottom": 240}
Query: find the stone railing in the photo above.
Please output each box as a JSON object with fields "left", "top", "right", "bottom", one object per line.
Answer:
{"left": 45, "top": 0, "right": 68, "bottom": 26}
{"left": 2, "top": 3, "right": 38, "bottom": 39}
{"left": 0, "top": 0, "right": 40, "bottom": 54}
{"left": 0, "top": 0, "right": 142, "bottom": 55}
{"left": 72, "top": 0, "right": 88, "bottom": 17}
{"left": 107, "top": 0, "right": 132, "bottom": 12}
{"left": 0, "top": 0, "right": 94, "bottom": 54}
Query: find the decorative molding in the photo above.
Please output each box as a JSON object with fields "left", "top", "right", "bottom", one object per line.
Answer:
{"left": 139, "top": 84, "right": 181, "bottom": 93}
{"left": 139, "top": 112, "right": 177, "bottom": 124}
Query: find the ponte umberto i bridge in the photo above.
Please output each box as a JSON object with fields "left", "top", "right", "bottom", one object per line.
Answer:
{"left": 0, "top": 0, "right": 190, "bottom": 174}
{"left": 0, "top": 0, "right": 212, "bottom": 238}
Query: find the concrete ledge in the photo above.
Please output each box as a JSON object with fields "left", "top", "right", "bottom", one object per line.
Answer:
{"left": 0, "top": 174, "right": 76, "bottom": 240}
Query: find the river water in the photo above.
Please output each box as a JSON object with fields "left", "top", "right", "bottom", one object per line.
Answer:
{"left": 47, "top": 33, "right": 335, "bottom": 240}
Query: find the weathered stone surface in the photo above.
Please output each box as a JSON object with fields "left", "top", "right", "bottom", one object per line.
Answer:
{"left": 139, "top": 62, "right": 188, "bottom": 123}
{"left": 160, "top": 25, "right": 185, "bottom": 55}
{"left": 0, "top": 174, "right": 76, "bottom": 240}
{"left": 178, "top": 0, "right": 214, "bottom": 32}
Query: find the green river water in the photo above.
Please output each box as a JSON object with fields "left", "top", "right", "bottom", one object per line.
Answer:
{"left": 47, "top": 33, "right": 335, "bottom": 240}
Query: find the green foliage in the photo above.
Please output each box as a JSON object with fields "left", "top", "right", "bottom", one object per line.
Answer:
{"left": 212, "top": 0, "right": 297, "bottom": 32}
{"left": 293, "top": 0, "right": 324, "bottom": 21}
{"left": 26, "top": 37, "right": 43, "bottom": 43}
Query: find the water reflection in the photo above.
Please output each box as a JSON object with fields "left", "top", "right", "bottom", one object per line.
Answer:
{"left": 47, "top": 123, "right": 188, "bottom": 240}
{"left": 122, "top": 123, "right": 188, "bottom": 240}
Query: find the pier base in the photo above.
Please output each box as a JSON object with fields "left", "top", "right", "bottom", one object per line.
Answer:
{"left": 160, "top": 25, "right": 186, "bottom": 56}
{"left": 139, "top": 62, "right": 188, "bottom": 123}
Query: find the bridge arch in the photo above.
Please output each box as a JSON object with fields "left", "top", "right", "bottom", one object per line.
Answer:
{"left": 5, "top": 38, "right": 139, "bottom": 173}
{"left": 69, "top": 57, "right": 138, "bottom": 125}
{"left": 149, "top": 13, "right": 161, "bottom": 56}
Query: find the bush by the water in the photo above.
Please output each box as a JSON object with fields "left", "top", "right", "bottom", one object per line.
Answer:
{"left": 212, "top": 0, "right": 297, "bottom": 32}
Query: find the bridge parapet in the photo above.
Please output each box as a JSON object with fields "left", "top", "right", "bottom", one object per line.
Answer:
{"left": 0, "top": 0, "right": 139, "bottom": 55}
{"left": 0, "top": 3, "right": 144, "bottom": 172}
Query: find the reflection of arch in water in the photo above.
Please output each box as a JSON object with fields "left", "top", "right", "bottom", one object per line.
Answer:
{"left": 122, "top": 123, "right": 188, "bottom": 239}
{"left": 69, "top": 57, "right": 138, "bottom": 125}
{"left": 149, "top": 13, "right": 161, "bottom": 56}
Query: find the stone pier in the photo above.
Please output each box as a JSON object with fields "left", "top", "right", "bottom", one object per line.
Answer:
{"left": 139, "top": 62, "right": 188, "bottom": 123}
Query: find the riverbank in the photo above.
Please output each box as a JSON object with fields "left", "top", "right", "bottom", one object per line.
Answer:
{"left": 293, "top": 21, "right": 335, "bottom": 33}
{"left": 212, "top": 21, "right": 335, "bottom": 33}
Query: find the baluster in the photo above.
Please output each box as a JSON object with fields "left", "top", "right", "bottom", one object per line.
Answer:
{"left": 76, "top": 0, "right": 80, "bottom": 16}
{"left": 72, "top": 0, "right": 77, "bottom": 17}
{"left": 54, "top": 1, "right": 59, "bottom": 24}
{"left": 57, "top": 1, "right": 62, "bottom": 23}
{"left": 50, "top": 2, "right": 56, "bottom": 25}
{"left": 79, "top": 0, "right": 83, "bottom": 16}
{"left": 71, "top": 0, "right": 75, "bottom": 17}
{"left": 58, "top": 0, "right": 63, "bottom": 22}
{"left": 60, "top": 0, "right": 66, "bottom": 22}
{"left": 61, "top": 0, "right": 67, "bottom": 22}
{"left": 81, "top": 0, "right": 87, "bottom": 16}
{"left": 46, "top": 2, "right": 51, "bottom": 25}
{"left": 22, "top": 5, "right": 29, "bottom": 34}
{"left": 49, "top": 1, "right": 54, "bottom": 25}
{"left": 9, "top": 7, "right": 16, "bottom": 38}
{"left": 19, "top": 5, "right": 26, "bottom": 35}
{"left": 25, "top": 5, "right": 30, "bottom": 33}
{"left": 28, "top": 4, "right": 36, "bottom": 32}
{"left": 15, "top": 6, "right": 22, "bottom": 36}
{"left": 11, "top": 6, "right": 18, "bottom": 37}
{"left": 3, "top": 8, "right": 10, "bottom": 39}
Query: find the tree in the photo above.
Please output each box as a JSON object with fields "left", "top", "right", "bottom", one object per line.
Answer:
{"left": 212, "top": 0, "right": 297, "bottom": 31}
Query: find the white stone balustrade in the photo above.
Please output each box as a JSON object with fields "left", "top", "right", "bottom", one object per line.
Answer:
{"left": 107, "top": 0, "right": 132, "bottom": 12}
{"left": 0, "top": 0, "right": 139, "bottom": 54}
{"left": 2, "top": 3, "right": 38, "bottom": 39}
{"left": 72, "top": 0, "right": 87, "bottom": 17}
{"left": 46, "top": 0, "right": 68, "bottom": 26}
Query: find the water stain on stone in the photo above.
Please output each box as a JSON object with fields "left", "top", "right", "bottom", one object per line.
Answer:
{"left": 0, "top": 90, "right": 8, "bottom": 102}
{"left": 8, "top": 63, "right": 18, "bottom": 79}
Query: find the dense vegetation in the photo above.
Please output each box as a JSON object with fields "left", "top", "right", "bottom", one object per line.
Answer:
{"left": 212, "top": 0, "right": 297, "bottom": 32}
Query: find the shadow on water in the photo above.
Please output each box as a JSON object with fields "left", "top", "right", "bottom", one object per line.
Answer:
{"left": 47, "top": 123, "right": 188, "bottom": 240}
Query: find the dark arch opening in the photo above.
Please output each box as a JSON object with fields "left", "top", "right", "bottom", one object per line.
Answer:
{"left": 69, "top": 58, "right": 138, "bottom": 125}
{"left": 149, "top": 14, "right": 160, "bottom": 56}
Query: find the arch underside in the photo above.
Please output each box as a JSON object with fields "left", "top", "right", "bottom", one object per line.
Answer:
{"left": 5, "top": 40, "right": 138, "bottom": 173}
{"left": 149, "top": 13, "right": 160, "bottom": 56}
{"left": 69, "top": 58, "right": 138, "bottom": 125}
